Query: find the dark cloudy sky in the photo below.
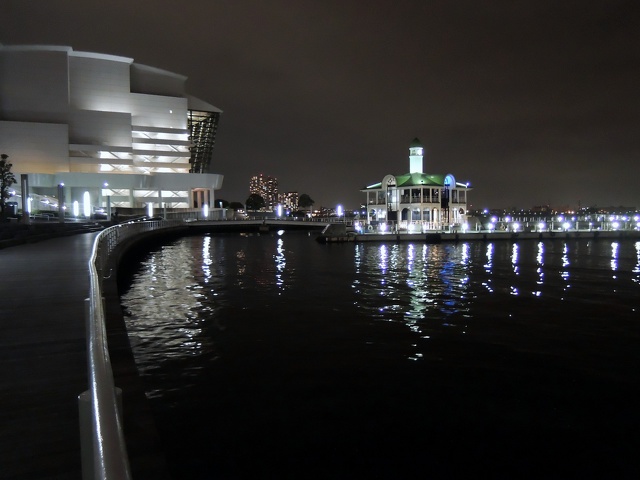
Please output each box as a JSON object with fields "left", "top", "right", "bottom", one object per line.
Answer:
{"left": 4, "top": 0, "right": 640, "bottom": 210}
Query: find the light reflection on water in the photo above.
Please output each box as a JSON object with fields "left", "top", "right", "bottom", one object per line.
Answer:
{"left": 120, "top": 233, "right": 640, "bottom": 477}
{"left": 122, "top": 235, "right": 640, "bottom": 377}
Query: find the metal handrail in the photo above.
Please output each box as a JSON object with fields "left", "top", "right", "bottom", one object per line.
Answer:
{"left": 84, "top": 220, "right": 175, "bottom": 479}
{"left": 82, "top": 216, "right": 327, "bottom": 478}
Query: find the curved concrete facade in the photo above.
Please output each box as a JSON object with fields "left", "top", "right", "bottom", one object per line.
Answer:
{"left": 0, "top": 45, "right": 223, "bottom": 210}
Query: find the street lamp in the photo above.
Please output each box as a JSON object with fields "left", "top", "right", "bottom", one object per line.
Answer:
{"left": 83, "top": 191, "right": 91, "bottom": 218}
{"left": 58, "top": 183, "right": 65, "bottom": 223}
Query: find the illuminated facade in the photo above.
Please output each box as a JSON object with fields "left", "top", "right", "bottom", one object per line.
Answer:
{"left": 0, "top": 45, "right": 223, "bottom": 210}
{"left": 279, "top": 192, "right": 299, "bottom": 210}
{"left": 249, "top": 174, "right": 278, "bottom": 210}
{"left": 362, "top": 138, "right": 471, "bottom": 229}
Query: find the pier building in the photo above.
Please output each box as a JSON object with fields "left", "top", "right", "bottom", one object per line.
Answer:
{"left": 0, "top": 45, "right": 223, "bottom": 212}
{"left": 362, "top": 138, "right": 471, "bottom": 230}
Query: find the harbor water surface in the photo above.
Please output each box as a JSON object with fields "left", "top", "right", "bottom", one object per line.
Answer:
{"left": 120, "top": 232, "right": 640, "bottom": 479}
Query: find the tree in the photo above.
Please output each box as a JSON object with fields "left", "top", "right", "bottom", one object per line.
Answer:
{"left": 299, "top": 193, "right": 315, "bottom": 210}
{"left": 229, "top": 201, "right": 244, "bottom": 211}
{"left": 246, "top": 194, "right": 266, "bottom": 212}
{"left": 215, "top": 199, "right": 229, "bottom": 208}
{"left": 0, "top": 154, "right": 17, "bottom": 220}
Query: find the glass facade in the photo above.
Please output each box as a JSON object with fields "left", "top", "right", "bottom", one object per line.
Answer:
{"left": 188, "top": 109, "right": 221, "bottom": 173}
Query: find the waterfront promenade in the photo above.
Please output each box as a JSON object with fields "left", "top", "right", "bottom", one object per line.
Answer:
{"left": 0, "top": 232, "right": 97, "bottom": 479}
{"left": 0, "top": 231, "right": 168, "bottom": 480}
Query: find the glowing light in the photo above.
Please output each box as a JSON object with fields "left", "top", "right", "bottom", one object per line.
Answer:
{"left": 203, "top": 204, "right": 209, "bottom": 218}
{"left": 27, "top": 197, "right": 32, "bottom": 213}
{"left": 488, "top": 223, "right": 495, "bottom": 231}
{"left": 277, "top": 204, "right": 283, "bottom": 217}
{"left": 512, "top": 223, "right": 519, "bottom": 232}
{"left": 147, "top": 202, "right": 154, "bottom": 217}
{"left": 336, "top": 204, "right": 343, "bottom": 217}
{"left": 379, "top": 223, "right": 387, "bottom": 233}
{"left": 612, "top": 221, "right": 620, "bottom": 230}
{"left": 73, "top": 201, "right": 79, "bottom": 217}
{"left": 563, "top": 222, "right": 570, "bottom": 230}
{"left": 538, "top": 222, "right": 546, "bottom": 231}
{"left": 83, "top": 191, "right": 90, "bottom": 217}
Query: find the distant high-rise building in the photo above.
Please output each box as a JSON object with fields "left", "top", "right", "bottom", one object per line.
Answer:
{"left": 249, "top": 173, "right": 278, "bottom": 210}
{"left": 280, "top": 191, "right": 299, "bottom": 210}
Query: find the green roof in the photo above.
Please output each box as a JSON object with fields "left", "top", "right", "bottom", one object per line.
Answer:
{"left": 396, "top": 172, "right": 445, "bottom": 186}
{"left": 362, "top": 172, "right": 447, "bottom": 190}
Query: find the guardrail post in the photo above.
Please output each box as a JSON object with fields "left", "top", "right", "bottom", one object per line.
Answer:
{"left": 78, "top": 390, "right": 94, "bottom": 480}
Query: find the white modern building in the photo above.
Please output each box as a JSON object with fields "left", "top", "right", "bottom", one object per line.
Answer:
{"left": 362, "top": 138, "right": 472, "bottom": 230}
{"left": 0, "top": 44, "right": 223, "bottom": 214}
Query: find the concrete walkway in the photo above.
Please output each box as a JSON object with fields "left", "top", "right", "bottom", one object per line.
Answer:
{"left": 0, "top": 232, "right": 98, "bottom": 479}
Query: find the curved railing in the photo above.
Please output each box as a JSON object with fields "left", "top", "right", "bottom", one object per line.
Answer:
{"left": 81, "top": 217, "right": 325, "bottom": 478}
{"left": 83, "top": 220, "right": 176, "bottom": 479}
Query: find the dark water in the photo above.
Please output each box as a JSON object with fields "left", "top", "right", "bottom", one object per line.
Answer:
{"left": 121, "top": 232, "right": 640, "bottom": 479}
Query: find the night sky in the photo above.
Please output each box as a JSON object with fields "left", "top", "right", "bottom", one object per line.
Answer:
{"left": 4, "top": 0, "right": 639, "bottom": 210}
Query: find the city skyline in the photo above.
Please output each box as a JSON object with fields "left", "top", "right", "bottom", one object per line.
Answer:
{"left": 248, "top": 173, "right": 301, "bottom": 211}
{"left": 4, "top": 1, "right": 639, "bottom": 210}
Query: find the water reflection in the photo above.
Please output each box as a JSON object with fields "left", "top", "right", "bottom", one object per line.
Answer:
{"left": 510, "top": 243, "right": 519, "bottom": 296}
{"left": 275, "top": 237, "right": 286, "bottom": 292}
{"left": 560, "top": 242, "right": 571, "bottom": 297}
{"left": 611, "top": 241, "right": 619, "bottom": 278}
{"left": 482, "top": 243, "right": 494, "bottom": 293}
{"left": 123, "top": 235, "right": 640, "bottom": 375}
{"left": 353, "top": 243, "right": 472, "bottom": 333}
{"left": 534, "top": 241, "right": 544, "bottom": 296}
{"left": 121, "top": 238, "right": 225, "bottom": 389}
{"left": 634, "top": 242, "right": 640, "bottom": 284}
{"left": 119, "top": 234, "right": 640, "bottom": 479}
{"left": 202, "top": 235, "right": 212, "bottom": 283}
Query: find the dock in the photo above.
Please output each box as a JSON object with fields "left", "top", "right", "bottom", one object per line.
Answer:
{"left": 318, "top": 229, "right": 640, "bottom": 243}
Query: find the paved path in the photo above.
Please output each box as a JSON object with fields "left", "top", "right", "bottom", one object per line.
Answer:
{"left": 0, "top": 232, "right": 98, "bottom": 479}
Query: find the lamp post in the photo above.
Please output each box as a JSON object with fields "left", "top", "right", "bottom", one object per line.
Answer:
{"left": 58, "top": 183, "right": 65, "bottom": 223}
{"left": 21, "top": 174, "right": 30, "bottom": 225}
{"left": 104, "top": 182, "right": 111, "bottom": 219}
